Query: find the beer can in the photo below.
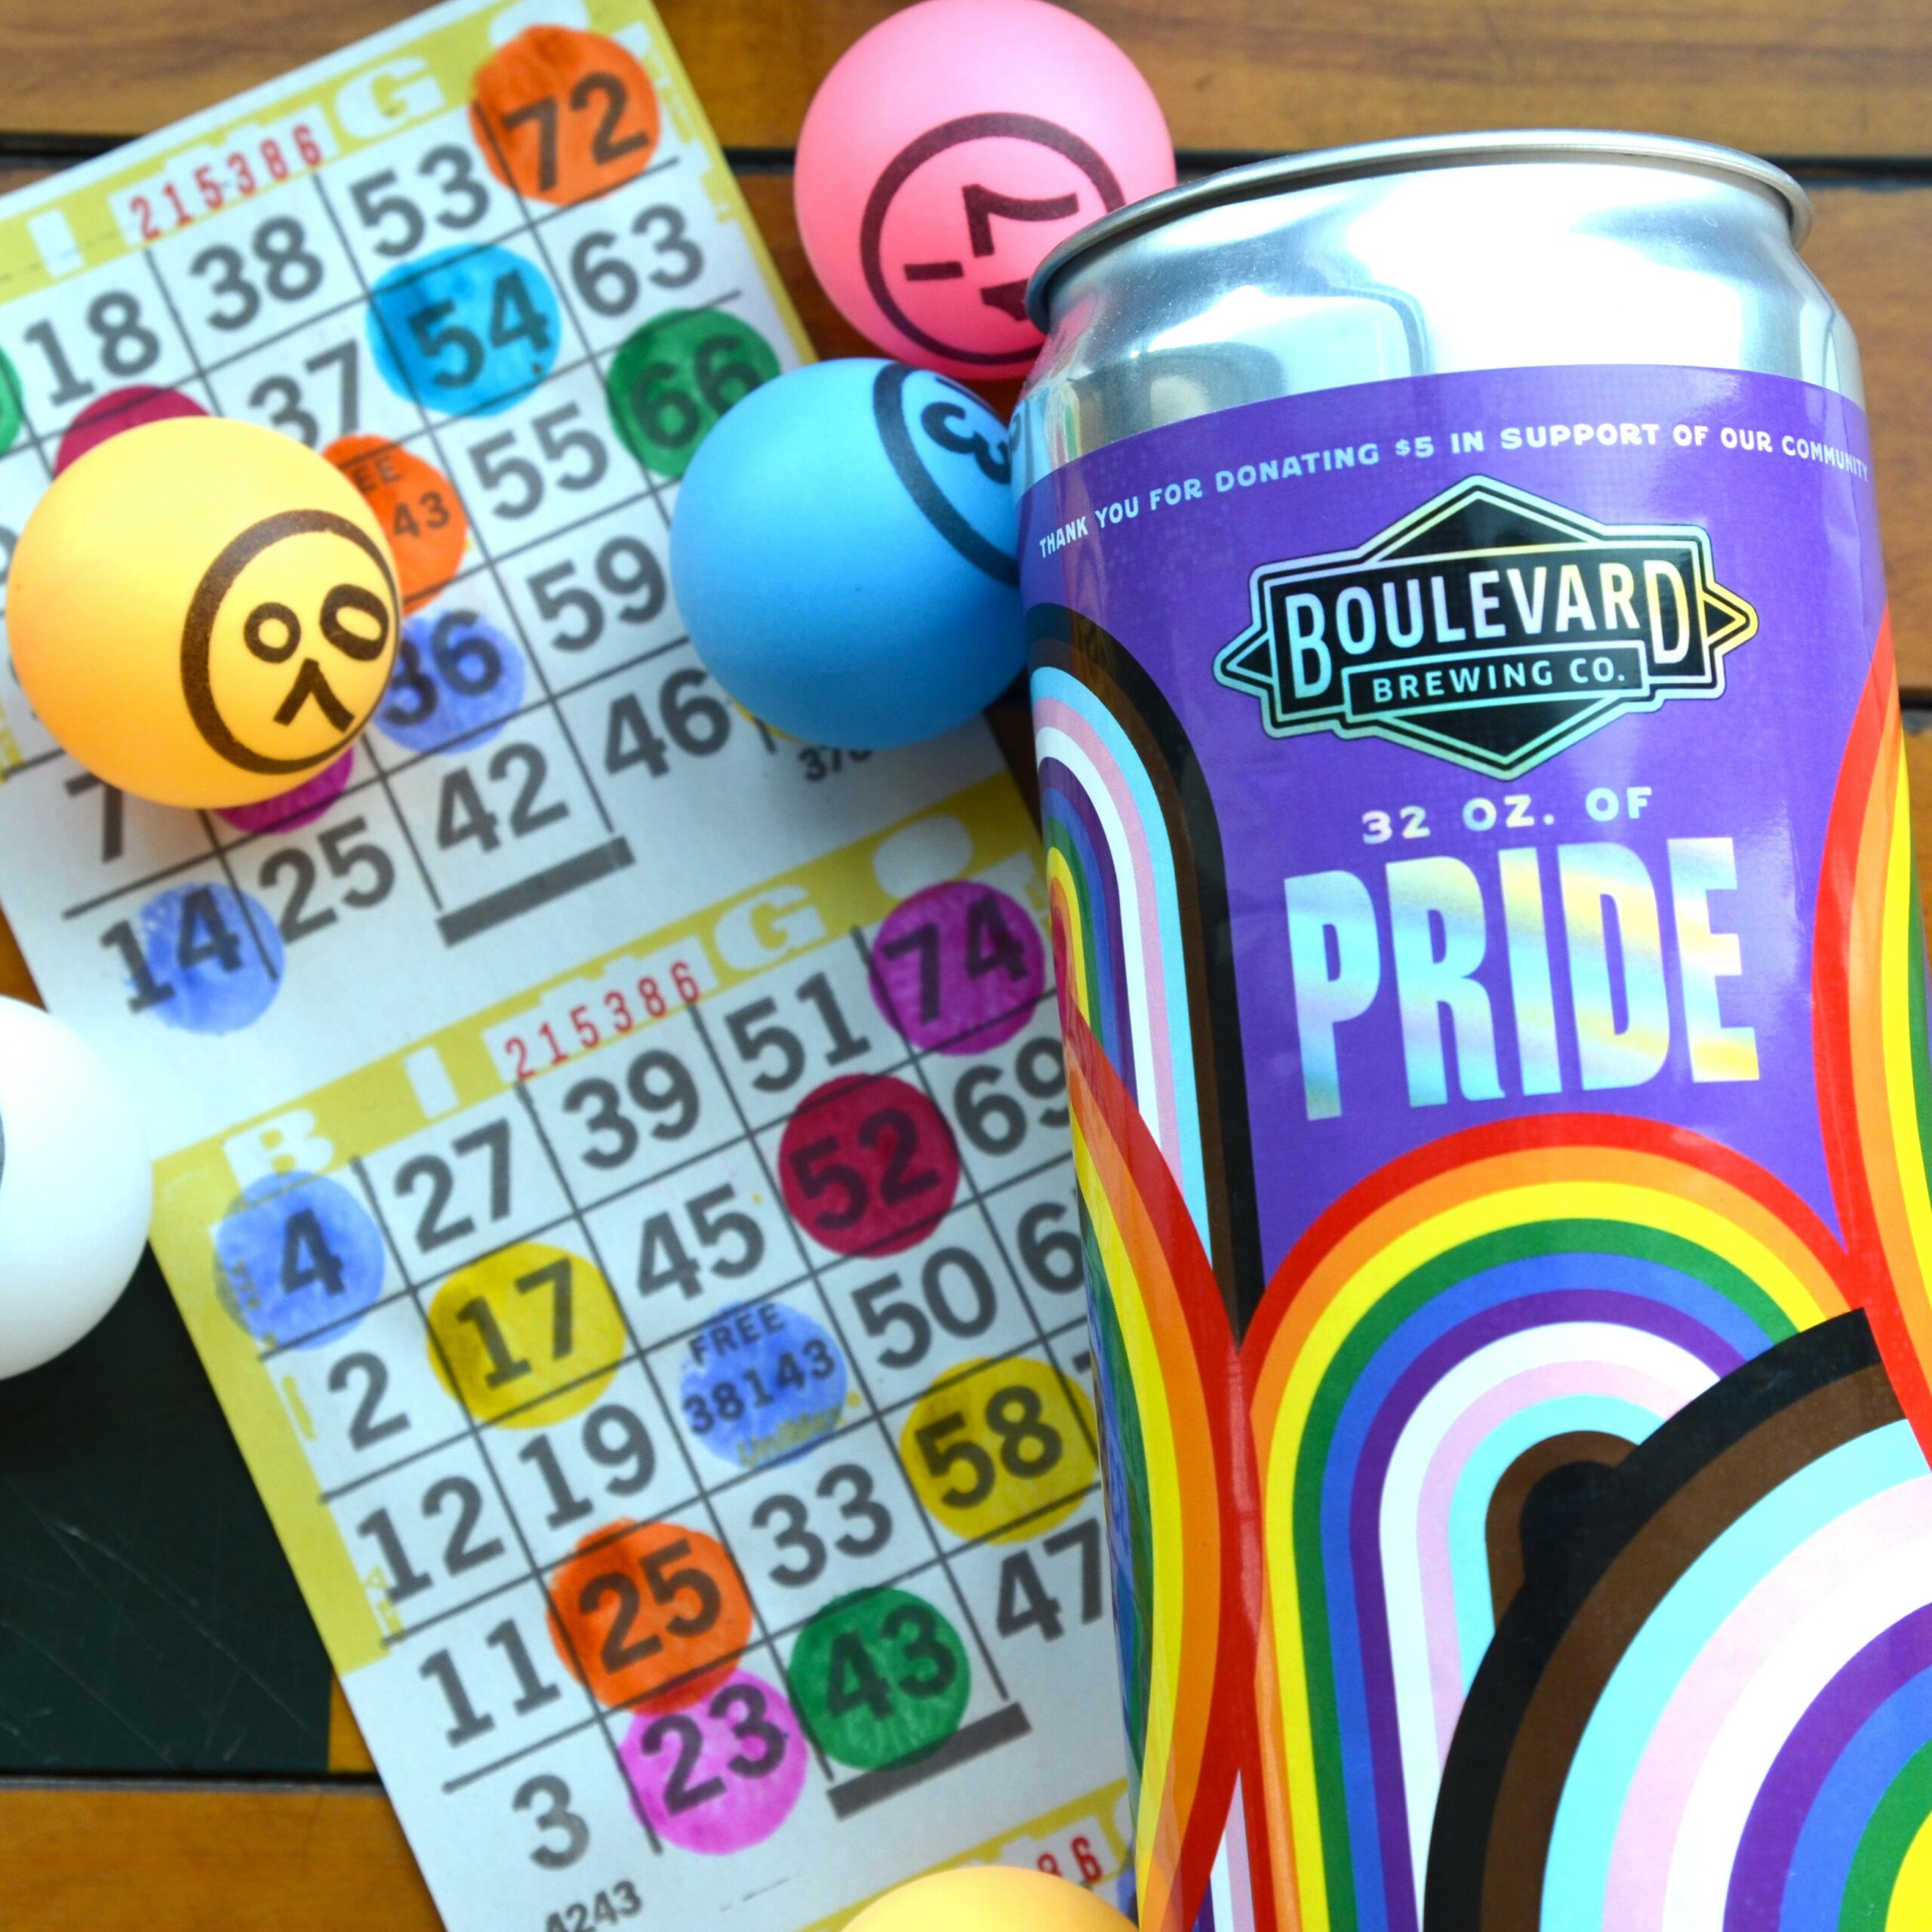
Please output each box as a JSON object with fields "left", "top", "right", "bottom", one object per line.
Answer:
{"left": 1017, "top": 132, "right": 1932, "bottom": 1932}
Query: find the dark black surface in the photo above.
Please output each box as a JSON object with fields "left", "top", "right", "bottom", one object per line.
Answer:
{"left": 0, "top": 1247, "right": 333, "bottom": 1773}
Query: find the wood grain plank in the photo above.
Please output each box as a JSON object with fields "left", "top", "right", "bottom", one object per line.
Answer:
{"left": 325, "top": 1682, "right": 375, "bottom": 1775}
{"left": 1801, "top": 183, "right": 1932, "bottom": 683}
{"left": 2, "top": 0, "right": 1932, "bottom": 158}
{"left": 0, "top": 1782, "right": 440, "bottom": 1931}
{"left": 1906, "top": 726, "right": 1932, "bottom": 900}
{"left": 734, "top": 171, "right": 880, "bottom": 365}
{"left": 657, "top": 0, "right": 1932, "bottom": 160}
{"left": 0, "top": 910, "right": 39, "bottom": 1004}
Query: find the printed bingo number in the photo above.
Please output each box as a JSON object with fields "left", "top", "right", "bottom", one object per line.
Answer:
{"left": 195, "top": 878, "right": 1099, "bottom": 1890}
{"left": 778, "top": 1074, "right": 962, "bottom": 1262}
{"left": 994, "top": 1805, "right": 1126, "bottom": 1890}
{"left": 788, "top": 1583, "right": 970, "bottom": 1773}
{"left": 189, "top": 859, "right": 1088, "bottom": 1880}
{"left": 38, "top": 18, "right": 801, "bottom": 1041}
{"left": 868, "top": 879, "right": 1048, "bottom": 1056}
{"left": 546, "top": 1520, "right": 812, "bottom": 1858}
{"left": 672, "top": 879, "right": 1087, "bottom": 1826}
{"left": 469, "top": 26, "right": 661, "bottom": 208}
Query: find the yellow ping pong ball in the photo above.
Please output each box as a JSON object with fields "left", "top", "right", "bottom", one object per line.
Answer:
{"left": 8, "top": 417, "right": 401, "bottom": 808}
{"left": 847, "top": 1868, "right": 1134, "bottom": 1932}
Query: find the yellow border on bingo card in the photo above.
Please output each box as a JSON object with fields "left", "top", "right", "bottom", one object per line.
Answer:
{"left": 149, "top": 774, "right": 1041, "bottom": 1676}
{"left": 152, "top": 1137, "right": 409, "bottom": 1676}
{"left": 0, "top": 0, "right": 815, "bottom": 376}
{"left": 608, "top": 0, "right": 816, "bottom": 365}
{"left": 0, "top": 0, "right": 510, "bottom": 299}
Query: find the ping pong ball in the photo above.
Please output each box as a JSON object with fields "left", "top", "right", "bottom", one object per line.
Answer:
{"left": 795, "top": 0, "right": 1174, "bottom": 380}
{"left": 848, "top": 1867, "right": 1134, "bottom": 1932}
{"left": 9, "top": 417, "right": 402, "bottom": 809}
{"left": 0, "top": 997, "right": 152, "bottom": 1378}
{"left": 670, "top": 358, "right": 1023, "bottom": 749}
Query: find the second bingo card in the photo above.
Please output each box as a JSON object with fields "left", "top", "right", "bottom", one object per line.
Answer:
{"left": 0, "top": 2, "right": 1130, "bottom": 1927}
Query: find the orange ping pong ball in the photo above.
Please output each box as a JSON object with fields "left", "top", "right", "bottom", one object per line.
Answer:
{"left": 846, "top": 1868, "right": 1134, "bottom": 1932}
{"left": 794, "top": 0, "right": 1174, "bottom": 380}
{"left": 9, "top": 417, "right": 401, "bottom": 808}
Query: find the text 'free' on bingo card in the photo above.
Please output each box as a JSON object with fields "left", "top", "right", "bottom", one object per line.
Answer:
{"left": 0, "top": 4, "right": 1129, "bottom": 1928}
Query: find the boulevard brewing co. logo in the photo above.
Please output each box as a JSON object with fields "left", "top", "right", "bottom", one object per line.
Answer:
{"left": 1214, "top": 477, "right": 1758, "bottom": 776}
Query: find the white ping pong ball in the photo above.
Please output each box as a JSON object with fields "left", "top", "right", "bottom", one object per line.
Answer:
{"left": 0, "top": 996, "right": 152, "bottom": 1377}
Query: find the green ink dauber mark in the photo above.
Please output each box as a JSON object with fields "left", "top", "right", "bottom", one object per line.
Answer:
{"left": 606, "top": 309, "right": 777, "bottom": 481}
{"left": 0, "top": 348, "right": 22, "bottom": 457}
{"left": 786, "top": 1586, "right": 969, "bottom": 1770}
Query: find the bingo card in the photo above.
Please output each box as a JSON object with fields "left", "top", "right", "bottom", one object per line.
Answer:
{"left": 0, "top": 3, "right": 1130, "bottom": 1926}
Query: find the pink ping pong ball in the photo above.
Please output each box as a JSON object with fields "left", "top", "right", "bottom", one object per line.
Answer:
{"left": 795, "top": 0, "right": 1174, "bottom": 380}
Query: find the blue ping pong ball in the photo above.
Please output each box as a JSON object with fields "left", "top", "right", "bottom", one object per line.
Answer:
{"left": 669, "top": 358, "right": 1022, "bottom": 749}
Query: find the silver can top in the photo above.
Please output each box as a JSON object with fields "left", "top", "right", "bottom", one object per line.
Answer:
{"left": 1026, "top": 129, "right": 1812, "bottom": 331}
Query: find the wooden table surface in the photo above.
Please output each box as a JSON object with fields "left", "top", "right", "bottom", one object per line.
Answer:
{"left": 4, "top": 2, "right": 1932, "bottom": 1924}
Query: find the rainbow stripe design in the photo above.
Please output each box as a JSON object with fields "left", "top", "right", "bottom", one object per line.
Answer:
{"left": 1032, "top": 614, "right": 1265, "bottom": 1317}
{"left": 1723, "top": 1556, "right": 1932, "bottom": 1930}
{"left": 1814, "top": 615, "right": 1932, "bottom": 1445}
{"left": 1426, "top": 1313, "right": 1932, "bottom": 1932}
{"left": 1064, "top": 996, "right": 1255, "bottom": 1932}
{"left": 1033, "top": 601, "right": 1932, "bottom": 1932}
{"left": 1036, "top": 666, "right": 1208, "bottom": 1239}
{"left": 1244, "top": 1118, "right": 1855, "bottom": 1932}
{"left": 1035, "top": 618, "right": 1266, "bottom": 1932}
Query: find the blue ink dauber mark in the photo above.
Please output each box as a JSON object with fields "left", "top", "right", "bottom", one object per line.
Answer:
{"left": 679, "top": 1301, "right": 848, "bottom": 1471}
{"left": 368, "top": 244, "right": 561, "bottom": 418}
{"left": 215, "top": 1171, "right": 386, "bottom": 1349}
{"left": 377, "top": 607, "right": 525, "bottom": 753}
{"left": 133, "top": 882, "right": 283, "bottom": 1033}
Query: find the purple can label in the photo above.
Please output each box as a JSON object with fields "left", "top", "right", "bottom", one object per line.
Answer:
{"left": 1025, "top": 368, "right": 1893, "bottom": 1265}
{"left": 1021, "top": 367, "right": 1932, "bottom": 1932}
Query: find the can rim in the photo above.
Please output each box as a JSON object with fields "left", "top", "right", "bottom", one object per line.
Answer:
{"left": 1026, "top": 129, "right": 1813, "bottom": 330}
